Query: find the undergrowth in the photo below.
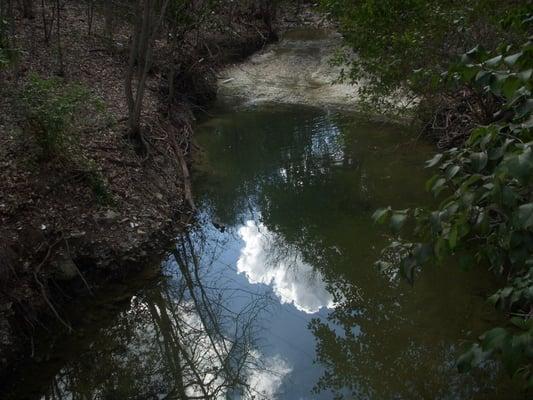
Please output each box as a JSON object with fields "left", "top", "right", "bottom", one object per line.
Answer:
{"left": 19, "top": 74, "right": 111, "bottom": 203}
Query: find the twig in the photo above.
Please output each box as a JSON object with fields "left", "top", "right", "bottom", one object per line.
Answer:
{"left": 33, "top": 270, "right": 72, "bottom": 332}
{"left": 64, "top": 238, "right": 93, "bottom": 296}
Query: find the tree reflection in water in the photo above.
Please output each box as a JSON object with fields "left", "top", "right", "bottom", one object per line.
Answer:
{"left": 11, "top": 231, "right": 287, "bottom": 400}
{"left": 191, "top": 105, "right": 520, "bottom": 399}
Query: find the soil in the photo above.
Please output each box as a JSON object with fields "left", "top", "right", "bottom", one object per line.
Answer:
{"left": 0, "top": 0, "right": 303, "bottom": 377}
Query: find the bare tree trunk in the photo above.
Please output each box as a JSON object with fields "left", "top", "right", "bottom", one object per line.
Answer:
{"left": 55, "top": 0, "right": 63, "bottom": 76}
{"left": 103, "top": 0, "right": 113, "bottom": 45}
{"left": 40, "top": 0, "right": 48, "bottom": 43}
{"left": 166, "top": 19, "right": 184, "bottom": 105}
{"left": 7, "top": 0, "right": 15, "bottom": 42}
{"left": 259, "top": 0, "right": 277, "bottom": 38}
{"left": 125, "top": 0, "right": 143, "bottom": 141}
{"left": 86, "top": 0, "right": 94, "bottom": 36}
{"left": 41, "top": 0, "right": 54, "bottom": 45}
{"left": 21, "top": 0, "right": 34, "bottom": 18}
{"left": 125, "top": 0, "right": 169, "bottom": 150}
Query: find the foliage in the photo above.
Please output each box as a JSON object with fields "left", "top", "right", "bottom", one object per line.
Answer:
{"left": 320, "top": 0, "right": 531, "bottom": 106}
{"left": 76, "top": 157, "right": 113, "bottom": 205}
{"left": 18, "top": 75, "right": 113, "bottom": 202}
{"left": 374, "top": 38, "right": 533, "bottom": 386}
{"left": 20, "top": 74, "right": 92, "bottom": 159}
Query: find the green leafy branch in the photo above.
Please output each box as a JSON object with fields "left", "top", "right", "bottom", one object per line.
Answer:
{"left": 374, "top": 38, "right": 533, "bottom": 386}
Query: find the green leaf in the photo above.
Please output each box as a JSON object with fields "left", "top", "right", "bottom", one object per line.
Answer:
{"left": 489, "top": 139, "right": 513, "bottom": 160}
{"left": 502, "top": 77, "right": 522, "bottom": 99}
{"left": 461, "top": 173, "right": 482, "bottom": 188}
{"left": 475, "top": 70, "right": 492, "bottom": 86}
{"left": 504, "top": 52, "right": 523, "bottom": 66}
{"left": 390, "top": 212, "right": 408, "bottom": 232}
{"left": 481, "top": 327, "right": 508, "bottom": 350}
{"left": 461, "top": 66, "right": 478, "bottom": 81}
{"left": 501, "top": 286, "right": 513, "bottom": 298}
{"left": 446, "top": 165, "right": 461, "bottom": 179}
{"left": 434, "top": 237, "right": 447, "bottom": 261}
{"left": 503, "top": 147, "right": 533, "bottom": 181}
{"left": 430, "top": 178, "right": 447, "bottom": 197}
{"left": 400, "top": 256, "right": 416, "bottom": 284}
{"left": 518, "top": 68, "right": 532, "bottom": 82}
{"left": 470, "top": 151, "right": 488, "bottom": 172}
{"left": 516, "top": 99, "right": 533, "bottom": 120}
{"left": 466, "top": 45, "right": 480, "bottom": 57}
{"left": 502, "top": 337, "right": 524, "bottom": 375}
{"left": 457, "top": 344, "right": 485, "bottom": 372}
{"left": 487, "top": 293, "right": 500, "bottom": 306}
{"left": 502, "top": 186, "right": 519, "bottom": 207}
{"left": 426, "top": 174, "right": 439, "bottom": 192}
{"left": 449, "top": 226, "right": 458, "bottom": 250}
{"left": 413, "top": 243, "right": 433, "bottom": 264}
{"left": 517, "top": 203, "right": 533, "bottom": 229}
{"left": 425, "top": 153, "right": 443, "bottom": 168}
{"left": 520, "top": 115, "right": 533, "bottom": 129}
{"left": 372, "top": 207, "right": 391, "bottom": 224}
{"left": 510, "top": 317, "right": 530, "bottom": 331}
{"left": 484, "top": 55, "right": 502, "bottom": 67}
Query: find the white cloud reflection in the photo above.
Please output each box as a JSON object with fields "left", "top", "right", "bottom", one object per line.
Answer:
{"left": 247, "top": 353, "right": 292, "bottom": 399}
{"left": 177, "top": 303, "right": 291, "bottom": 400}
{"left": 237, "top": 220, "right": 334, "bottom": 314}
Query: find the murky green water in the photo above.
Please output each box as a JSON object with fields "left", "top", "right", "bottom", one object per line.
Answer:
{"left": 1, "top": 31, "right": 525, "bottom": 400}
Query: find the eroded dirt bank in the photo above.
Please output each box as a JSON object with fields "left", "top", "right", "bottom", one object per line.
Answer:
{"left": 0, "top": 1, "right": 292, "bottom": 378}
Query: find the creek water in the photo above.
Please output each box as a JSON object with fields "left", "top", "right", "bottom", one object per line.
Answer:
{"left": 2, "top": 30, "right": 524, "bottom": 400}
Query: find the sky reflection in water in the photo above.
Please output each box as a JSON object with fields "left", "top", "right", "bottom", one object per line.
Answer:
{"left": 237, "top": 219, "right": 334, "bottom": 314}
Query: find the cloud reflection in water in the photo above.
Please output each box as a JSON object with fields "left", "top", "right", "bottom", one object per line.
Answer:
{"left": 237, "top": 220, "right": 334, "bottom": 314}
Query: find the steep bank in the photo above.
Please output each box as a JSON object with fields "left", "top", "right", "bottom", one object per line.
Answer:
{"left": 0, "top": 1, "right": 278, "bottom": 377}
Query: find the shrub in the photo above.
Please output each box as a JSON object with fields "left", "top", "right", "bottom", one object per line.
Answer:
{"left": 320, "top": 0, "right": 530, "bottom": 108}
{"left": 374, "top": 38, "right": 533, "bottom": 387}
{"left": 20, "top": 74, "right": 91, "bottom": 159}
{"left": 322, "top": 0, "right": 533, "bottom": 386}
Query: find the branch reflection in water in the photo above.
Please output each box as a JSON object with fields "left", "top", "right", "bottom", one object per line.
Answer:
{"left": 27, "top": 231, "right": 290, "bottom": 400}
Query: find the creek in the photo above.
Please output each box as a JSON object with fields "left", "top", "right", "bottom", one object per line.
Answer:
{"left": 2, "top": 29, "right": 522, "bottom": 400}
